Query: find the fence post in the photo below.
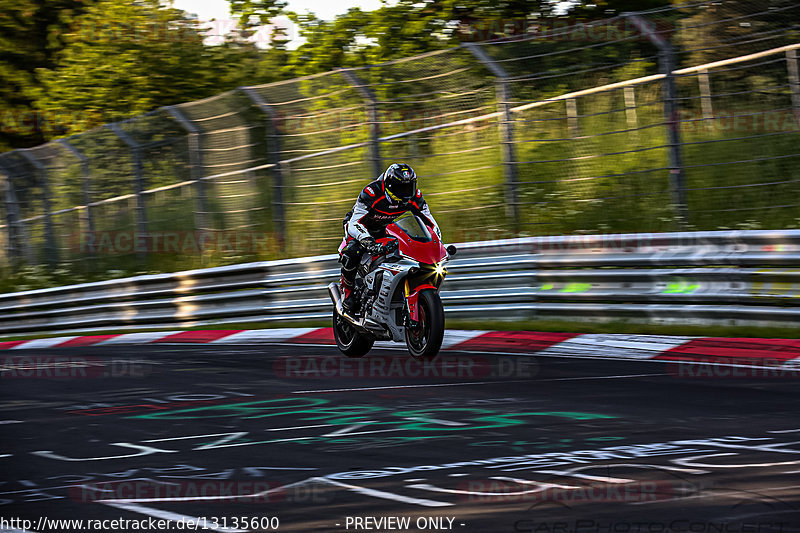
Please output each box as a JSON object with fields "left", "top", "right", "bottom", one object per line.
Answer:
{"left": 624, "top": 13, "right": 688, "bottom": 229}
{"left": 0, "top": 159, "right": 29, "bottom": 267}
{"left": 164, "top": 106, "right": 209, "bottom": 233}
{"left": 339, "top": 68, "right": 382, "bottom": 177}
{"left": 698, "top": 69, "right": 714, "bottom": 120}
{"left": 566, "top": 98, "right": 580, "bottom": 138}
{"left": 0, "top": 168, "right": 18, "bottom": 267}
{"left": 239, "top": 87, "right": 287, "bottom": 251}
{"left": 19, "top": 150, "right": 59, "bottom": 265}
{"left": 624, "top": 86, "right": 639, "bottom": 135}
{"left": 107, "top": 123, "right": 148, "bottom": 261}
{"left": 463, "top": 43, "right": 520, "bottom": 229}
{"left": 57, "top": 139, "right": 95, "bottom": 237}
{"left": 787, "top": 49, "right": 800, "bottom": 117}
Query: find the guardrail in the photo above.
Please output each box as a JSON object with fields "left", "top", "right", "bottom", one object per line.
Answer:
{"left": 2, "top": 230, "right": 800, "bottom": 336}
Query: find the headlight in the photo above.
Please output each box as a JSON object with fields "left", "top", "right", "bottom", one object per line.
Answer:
{"left": 434, "top": 264, "right": 447, "bottom": 276}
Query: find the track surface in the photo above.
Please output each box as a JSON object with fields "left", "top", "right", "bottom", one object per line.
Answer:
{"left": 2, "top": 343, "right": 800, "bottom": 532}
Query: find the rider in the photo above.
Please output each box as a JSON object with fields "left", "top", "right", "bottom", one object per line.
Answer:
{"left": 339, "top": 163, "right": 441, "bottom": 312}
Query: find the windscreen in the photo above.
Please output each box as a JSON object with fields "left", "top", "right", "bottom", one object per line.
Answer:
{"left": 394, "top": 214, "right": 433, "bottom": 242}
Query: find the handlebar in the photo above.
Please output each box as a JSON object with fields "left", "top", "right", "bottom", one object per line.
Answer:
{"left": 366, "top": 239, "right": 398, "bottom": 256}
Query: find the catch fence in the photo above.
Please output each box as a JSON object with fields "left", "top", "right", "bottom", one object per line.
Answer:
{"left": 1, "top": 1, "right": 798, "bottom": 276}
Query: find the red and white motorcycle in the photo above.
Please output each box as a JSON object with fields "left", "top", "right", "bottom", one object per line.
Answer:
{"left": 328, "top": 213, "right": 457, "bottom": 361}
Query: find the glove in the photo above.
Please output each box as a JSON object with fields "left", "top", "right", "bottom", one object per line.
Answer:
{"left": 384, "top": 238, "right": 399, "bottom": 254}
{"left": 359, "top": 236, "right": 382, "bottom": 254}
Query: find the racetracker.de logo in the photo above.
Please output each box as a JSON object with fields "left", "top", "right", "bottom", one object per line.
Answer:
{"left": 69, "top": 231, "right": 277, "bottom": 255}
{"left": 0, "top": 356, "right": 153, "bottom": 379}
{"left": 457, "top": 479, "right": 688, "bottom": 504}
{"left": 69, "top": 480, "right": 326, "bottom": 503}
{"left": 272, "top": 354, "right": 538, "bottom": 380}
{"left": 666, "top": 359, "right": 800, "bottom": 379}
{"left": 457, "top": 17, "right": 675, "bottom": 43}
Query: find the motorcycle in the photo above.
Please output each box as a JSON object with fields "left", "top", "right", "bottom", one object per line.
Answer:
{"left": 328, "top": 213, "right": 457, "bottom": 361}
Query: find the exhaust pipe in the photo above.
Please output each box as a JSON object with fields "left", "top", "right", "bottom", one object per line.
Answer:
{"left": 328, "top": 282, "right": 364, "bottom": 331}
{"left": 328, "top": 282, "right": 389, "bottom": 338}
{"left": 328, "top": 282, "right": 345, "bottom": 316}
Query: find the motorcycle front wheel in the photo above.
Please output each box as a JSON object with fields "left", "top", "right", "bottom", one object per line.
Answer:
{"left": 332, "top": 309, "right": 374, "bottom": 358}
{"left": 405, "top": 289, "right": 445, "bottom": 361}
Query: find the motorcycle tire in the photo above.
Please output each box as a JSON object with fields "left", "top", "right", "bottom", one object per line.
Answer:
{"left": 332, "top": 309, "right": 374, "bottom": 358}
{"left": 405, "top": 289, "right": 445, "bottom": 361}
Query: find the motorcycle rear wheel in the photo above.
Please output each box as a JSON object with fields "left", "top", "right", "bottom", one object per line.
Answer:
{"left": 332, "top": 309, "right": 374, "bottom": 358}
{"left": 405, "top": 289, "right": 445, "bottom": 361}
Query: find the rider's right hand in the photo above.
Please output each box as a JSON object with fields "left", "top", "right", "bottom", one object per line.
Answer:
{"left": 359, "top": 236, "right": 376, "bottom": 251}
{"left": 359, "top": 237, "right": 394, "bottom": 255}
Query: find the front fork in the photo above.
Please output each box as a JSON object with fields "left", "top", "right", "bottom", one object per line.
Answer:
{"left": 404, "top": 274, "right": 443, "bottom": 324}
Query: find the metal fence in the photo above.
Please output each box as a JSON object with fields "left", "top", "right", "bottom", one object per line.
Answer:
{"left": 1, "top": 2, "right": 799, "bottom": 277}
{"left": 2, "top": 229, "right": 800, "bottom": 335}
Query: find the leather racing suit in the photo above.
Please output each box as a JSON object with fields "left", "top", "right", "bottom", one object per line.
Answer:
{"left": 339, "top": 173, "right": 441, "bottom": 308}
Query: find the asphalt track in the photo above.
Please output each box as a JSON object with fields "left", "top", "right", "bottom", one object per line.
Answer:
{"left": 1, "top": 342, "right": 800, "bottom": 533}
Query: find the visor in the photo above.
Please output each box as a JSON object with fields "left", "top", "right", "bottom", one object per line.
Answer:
{"left": 386, "top": 176, "right": 415, "bottom": 201}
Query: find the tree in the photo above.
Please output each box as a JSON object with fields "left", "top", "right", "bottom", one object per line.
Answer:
{"left": 229, "top": 0, "right": 288, "bottom": 26}
{"left": 33, "top": 0, "right": 233, "bottom": 135}
{"left": 567, "top": 0, "right": 671, "bottom": 18}
{"left": 0, "top": 0, "right": 95, "bottom": 151}
{"left": 283, "top": 0, "right": 547, "bottom": 76}
{"left": 281, "top": 0, "right": 677, "bottom": 77}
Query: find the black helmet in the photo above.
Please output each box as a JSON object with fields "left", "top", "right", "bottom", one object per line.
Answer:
{"left": 383, "top": 163, "right": 416, "bottom": 204}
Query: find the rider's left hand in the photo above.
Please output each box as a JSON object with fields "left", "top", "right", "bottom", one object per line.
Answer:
{"left": 384, "top": 238, "right": 399, "bottom": 254}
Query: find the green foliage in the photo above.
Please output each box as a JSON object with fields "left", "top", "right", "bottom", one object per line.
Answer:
{"left": 568, "top": 0, "right": 671, "bottom": 17}
{"left": 34, "top": 1, "right": 227, "bottom": 135}
{"left": 0, "top": 263, "right": 134, "bottom": 294}
{"left": 0, "top": 0, "right": 95, "bottom": 151}
{"left": 230, "top": 0, "right": 288, "bottom": 26}
{"left": 285, "top": 0, "right": 565, "bottom": 76}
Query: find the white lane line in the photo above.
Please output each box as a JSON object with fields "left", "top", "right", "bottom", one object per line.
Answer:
{"left": 782, "top": 356, "right": 800, "bottom": 368}
{"left": 491, "top": 476, "right": 577, "bottom": 489}
{"left": 0, "top": 454, "right": 12, "bottom": 458}
{"left": 99, "top": 478, "right": 313, "bottom": 505}
{"left": 317, "top": 477, "right": 452, "bottom": 507}
{"left": 407, "top": 481, "right": 560, "bottom": 496}
{"left": 143, "top": 432, "right": 246, "bottom": 443}
{"left": 103, "top": 502, "right": 247, "bottom": 532}
{"left": 267, "top": 423, "right": 335, "bottom": 431}
{"left": 538, "top": 373, "right": 664, "bottom": 382}
{"left": 405, "top": 416, "right": 467, "bottom": 427}
{"left": 769, "top": 429, "right": 800, "bottom": 433}
{"left": 321, "top": 427, "right": 404, "bottom": 437}
{"left": 534, "top": 470, "right": 633, "bottom": 484}
{"left": 9, "top": 337, "right": 78, "bottom": 349}
{"left": 291, "top": 380, "right": 533, "bottom": 394}
{"left": 241, "top": 466, "right": 318, "bottom": 471}
{"left": 631, "top": 483, "right": 800, "bottom": 506}
{"left": 322, "top": 422, "right": 375, "bottom": 437}
{"left": 291, "top": 374, "right": 662, "bottom": 394}
{"left": 273, "top": 341, "right": 800, "bottom": 373}
{"left": 1, "top": 527, "right": 40, "bottom": 533}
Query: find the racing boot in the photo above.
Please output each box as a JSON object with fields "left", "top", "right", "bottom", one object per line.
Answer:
{"left": 340, "top": 274, "right": 359, "bottom": 314}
